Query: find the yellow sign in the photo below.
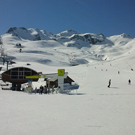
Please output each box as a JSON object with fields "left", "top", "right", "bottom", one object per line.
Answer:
{"left": 26, "top": 75, "right": 46, "bottom": 79}
{"left": 58, "top": 69, "right": 65, "bottom": 76}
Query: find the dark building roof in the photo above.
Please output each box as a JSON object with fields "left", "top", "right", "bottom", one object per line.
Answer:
{"left": 2, "top": 67, "right": 39, "bottom": 84}
{"left": 64, "top": 76, "right": 74, "bottom": 83}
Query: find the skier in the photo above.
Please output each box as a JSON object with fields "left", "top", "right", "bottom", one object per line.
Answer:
{"left": 108, "top": 79, "right": 111, "bottom": 88}
{"left": 128, "top": 79, "right": 131, "bottom": 85}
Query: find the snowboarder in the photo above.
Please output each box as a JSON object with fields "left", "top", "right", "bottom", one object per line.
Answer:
{"left": 108, "top": 79, "right": 111, "bottom": 88}
{"left": 128, "top": 79, "right": 131, "bottom": 85}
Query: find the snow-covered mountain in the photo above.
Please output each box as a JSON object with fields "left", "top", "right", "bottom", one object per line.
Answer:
{"left": 6, "top": 27, "right": 54, "bottom": 40}
{"left": 0, "top": 27, "right": 135, "bottom": 68}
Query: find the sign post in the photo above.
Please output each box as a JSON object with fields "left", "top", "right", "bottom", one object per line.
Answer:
{"left": 58, "top": 69, "right": 65, "bottom": 91}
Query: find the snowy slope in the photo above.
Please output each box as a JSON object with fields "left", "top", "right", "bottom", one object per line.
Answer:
{"left": 0, "top": 61, "right": 135, "bottom": 135}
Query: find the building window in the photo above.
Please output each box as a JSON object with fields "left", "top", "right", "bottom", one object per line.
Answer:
{"left": 10, "top": 68, "right": 32, "bottom": 79}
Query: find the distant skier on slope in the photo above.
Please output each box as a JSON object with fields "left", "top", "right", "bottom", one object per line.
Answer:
{"left": 108, "top": 79, "right": 111, "bottom": 88}
{"left": 128, "top": 79, "right": 131, "bottom": 85}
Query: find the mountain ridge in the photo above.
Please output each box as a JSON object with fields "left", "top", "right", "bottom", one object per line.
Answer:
{"left": 0, "top": 27, "right": 134, "bottom": 67}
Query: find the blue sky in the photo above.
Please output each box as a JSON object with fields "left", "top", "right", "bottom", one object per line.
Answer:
{"left": 0, "top": 0, "right": 135, "bottom": 37}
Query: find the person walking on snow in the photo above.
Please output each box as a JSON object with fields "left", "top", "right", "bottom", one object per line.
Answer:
{"left": 44, "top": 86, "right": 47, "bottom": 94}
{"left": 48, "top": 87, "right": 50, "bottom": 94}
{"left": 35, "top": 87, "right": 37, "bottom": 94}
{"left": 52, "top": 85, "right": 55, "bottom": 94}
{"left": 40, "top": 85, "right": 43, "bottom": 94}
{"left": 57, "top": 86, "right": 61, "bottom": 93}
{"left": 108, "top": 79, "right": 111, "bottom": 88}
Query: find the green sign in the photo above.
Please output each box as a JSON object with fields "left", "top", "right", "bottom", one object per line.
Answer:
{"left": 58, "top": 69, "right": 65, "bottom": 76}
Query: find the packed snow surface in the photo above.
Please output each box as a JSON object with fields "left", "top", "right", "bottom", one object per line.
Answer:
{"left": 0, "top": 28, "right": 135, "bottom": 135}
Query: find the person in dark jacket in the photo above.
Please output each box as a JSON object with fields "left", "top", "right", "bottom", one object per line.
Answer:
{"left": 44, "top": 86, "right": 47, "bottom": 94}
{"left": 40, "top": 85, "right": 44, "bottom": 94}
{"left": 128, "top": 79, "right": 131, "bottom": 85}
{"left": 108, "top": 79, "right": 111, "bottom": 88}
{"left": 52, "top": 85, "right": 55, "bottom": 94}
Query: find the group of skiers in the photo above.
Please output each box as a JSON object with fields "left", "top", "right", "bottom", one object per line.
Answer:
{"left": 34, "top": 85, "right": 61, "bottom": 94}
{"left": 108, "top": 79, "right": 131, "bottom": 88}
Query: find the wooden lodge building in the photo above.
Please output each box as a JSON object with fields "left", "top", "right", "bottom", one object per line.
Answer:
{"left": 1, "top": 67, "right": 39, "bottom": 90}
